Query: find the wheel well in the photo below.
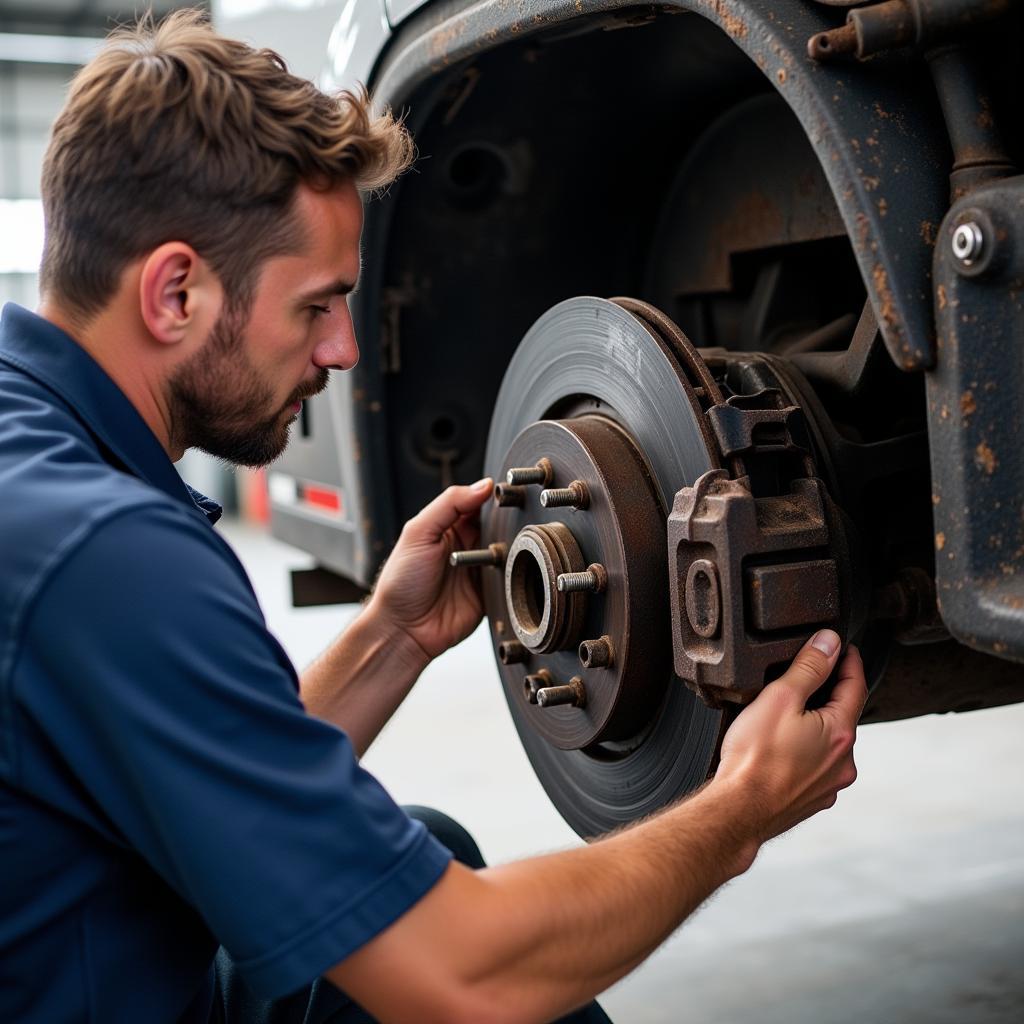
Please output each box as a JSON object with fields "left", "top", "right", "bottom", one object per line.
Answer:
{"left": 363, "top": 9, "right": 891, "bottom": 526}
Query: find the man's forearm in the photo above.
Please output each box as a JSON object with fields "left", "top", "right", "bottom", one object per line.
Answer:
{"left": 330, "top": 777, "right": 761, "bottom": 1023}
{"left": 299, "top": 605, "right": 429, "bottom": 756}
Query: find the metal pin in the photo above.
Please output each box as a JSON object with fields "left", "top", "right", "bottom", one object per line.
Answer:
{"left": 579, "top": 636, "right": 613, "bottom": 669}
{"left": 807, "top": 22, "right": 857, "bottom": 62}
{"left": 523, "top": 670, "right": 552, "bottom": 705}
{"left": 506, "top": 458, "right": 553, "bottom": 487}
{"left": 540, "top": 480, "right": 589, "bottom": 510}
{"left": 557, "top": 563, "right": 607, "bottom": 594}
{"left": 499, "top": 640, "right": 527, "bottom": 665}
{"left": 537, "top": 676, "right": 586, "bottom": 709}
{"left": 494, "top": 483, "right": 526, "bottom": 508}
{"left": 449, "top": 543, "right": 507, "bottom": 568}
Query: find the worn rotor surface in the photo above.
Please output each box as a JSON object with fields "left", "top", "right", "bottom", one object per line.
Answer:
{"left": 481, "top": 297, "right": 723, "bottom": 838}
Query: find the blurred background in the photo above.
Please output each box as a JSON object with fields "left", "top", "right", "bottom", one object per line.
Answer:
{"left": 0, "top": 0, "right": 238, "bottom": 504}
{"left": 1, "top": 3, "right": 1021, "bottom": 1021}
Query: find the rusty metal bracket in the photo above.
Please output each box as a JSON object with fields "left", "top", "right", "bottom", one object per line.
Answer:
{"left": 926, "top": 174, "right": 1024, "bottom": 661}
{"left": 807, "top": 0, "right": 1013, "bottom": 62}
{"left": 706, "top": 390, "right": 812, "bottom": 462}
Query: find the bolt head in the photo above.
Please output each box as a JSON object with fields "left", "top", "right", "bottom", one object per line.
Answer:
{"left": 952, "top": 221, "right": 984, "bottom": 265}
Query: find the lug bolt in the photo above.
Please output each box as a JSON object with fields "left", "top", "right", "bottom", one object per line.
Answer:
{"left": 449, "top": 543, "right": 507, "bottom": 568}
{"left": 579, "top": 635, "right": 613, "bottom": 669}
{"left": 523, "top": 669, "right": 553, "bottom": 705}
{"left": 494, "top": 483, "right": 526, "bottom": 507}
{"left": 537, "top": 676, "right": 587, "bottom": 709}
{"left": 540, "top": 480, "right": 589, "bottom": 510}
{"left": 506, "top": 458, "right": 553, "bottom": 487}
{"left": 952, "top": 221, "right": 984, "bottom": 266}
{"left": 557, "top": 563, "right": 608, "bottom": 594}
{"left": 499, "top": 640, "right": 527, "bottom": 665}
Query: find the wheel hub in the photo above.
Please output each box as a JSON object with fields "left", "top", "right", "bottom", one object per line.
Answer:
{"left": 490, "top": 416, "right": 669, "bottom": 751}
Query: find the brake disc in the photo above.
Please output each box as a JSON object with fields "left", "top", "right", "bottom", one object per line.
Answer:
{"left": 478, "top": 296, "right": 724, "bottom": 838}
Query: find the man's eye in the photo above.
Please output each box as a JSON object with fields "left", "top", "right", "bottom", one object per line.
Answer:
{"left": 309, "top": 304, "right": 331, "bottom": 317}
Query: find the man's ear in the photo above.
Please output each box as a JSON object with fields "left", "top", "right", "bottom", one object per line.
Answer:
{"left": 138, "top": 242, "right": 220, "bottom": 346}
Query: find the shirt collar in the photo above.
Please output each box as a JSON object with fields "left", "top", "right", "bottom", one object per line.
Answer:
{"left": 0, "top": 303, "right": 222, "bottom": 525}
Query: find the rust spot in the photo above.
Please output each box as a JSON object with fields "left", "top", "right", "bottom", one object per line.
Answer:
{"left": 704, "top": 0, "right": 748, "bottom": 37}
{"left": 994, "top": 641, "right": 1009, "bottom": 655}
{"left": 877, "top": 197, "right": 888, "bottom": 217}
{"left": 863, "top": 175, "right": 881, "bottom": 192}
{"left": 428, "top": 19, "right": 467, "bottom": 62}
{"left": 937, "top": 284, "right": 947, "bottom": 310}
{"left": 920, "top": 221, "right": 937, "bottom": 246}
{"left": 776, "top": 68, "right": 786, "bottom": 85}
{"left": 932, "top": 493, "right": 941, "bottom": 506}
{"left": 960, "top": 390, "right": 976, "bottom": 417}
{"left": 873, "top": 102, "right": 891, "bottom": 120}
{"left": 975, "top": 441, "right": 998, "bottom": 475}
{"left": 936, "top": 532, "right": 946, "bottom": 551}
{"left": 871, "top": 264, "right": 897, "bottom": 331}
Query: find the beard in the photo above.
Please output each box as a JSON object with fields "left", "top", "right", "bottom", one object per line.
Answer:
{"left": 167, "top": 305, "right": 329, "bottom": 468}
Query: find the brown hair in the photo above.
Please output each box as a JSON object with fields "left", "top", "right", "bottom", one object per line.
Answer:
{"left": 40, "top": 7, "right": 412, "bottom": 320}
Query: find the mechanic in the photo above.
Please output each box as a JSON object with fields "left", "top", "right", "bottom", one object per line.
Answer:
{"left": 0, "top": 11, "right": 865, "bottom": 1024}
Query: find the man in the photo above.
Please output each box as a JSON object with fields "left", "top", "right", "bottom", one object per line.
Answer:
{"left": 0, "top": 10, "right": 865, "bottom": 1023}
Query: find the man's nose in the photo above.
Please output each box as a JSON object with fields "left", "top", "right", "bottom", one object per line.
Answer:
{"left": 312, "top": 318, "right": 359, "bottom": 371}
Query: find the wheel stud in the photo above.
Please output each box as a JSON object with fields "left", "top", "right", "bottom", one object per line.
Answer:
{"left": 537, "top": 676, "right": 586, "bottom": 709}
{"left": 540, "top": 480, "right": 589, "bottom": 510}
{"left": 557, "top": 563, "right": 607, "bottom": 594}
{"left": 579, "top": 636, "right": 613, "bottom": 668}
{"left": 524, "top": 670, "right": 553, "bottom": 705}
{"left": 494, "top": 483, "right": 526, "bottom": 507}
{"left": 450, "top": 543, "right": 507, "bottom": 568}
{"left": 499, "top": 640, "right": 527, "bottom": 665}
{"left": 506, "top": 458, "right": 553, "bottom": 487}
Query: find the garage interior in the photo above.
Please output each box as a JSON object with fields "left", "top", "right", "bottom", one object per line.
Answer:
{"left": 1, "top": 1, "right": 1022, "bottom": 1020}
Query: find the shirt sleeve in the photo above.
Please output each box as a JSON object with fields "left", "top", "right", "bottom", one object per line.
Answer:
{"left": 12, "top": 502, "right": 452, "bottom": 998}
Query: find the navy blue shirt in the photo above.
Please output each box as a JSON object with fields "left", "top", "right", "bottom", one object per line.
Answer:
{"left": 0, "top": 304, "right": 451, "bottom": 1022}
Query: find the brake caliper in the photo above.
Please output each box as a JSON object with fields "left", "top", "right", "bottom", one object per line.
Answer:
{"left": 668, "top": 360, "right": 855, "bottom": 708}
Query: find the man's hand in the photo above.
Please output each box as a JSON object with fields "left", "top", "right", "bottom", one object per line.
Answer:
{"left": 716, "top": 628, "right": 868, "bottom": 843}
{"left": 327, "top": 628, "right": 869, "bottom": 1022}
{"left": 366, "top": 478, "right": 495, "bottom": 664}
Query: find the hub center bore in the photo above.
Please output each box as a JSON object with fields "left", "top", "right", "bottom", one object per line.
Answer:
{"left": 504, "top": 522, "right": 586, "bottom": 654}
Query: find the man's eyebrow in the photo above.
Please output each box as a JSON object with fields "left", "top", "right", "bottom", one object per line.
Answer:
{"left": 297, "top": 276, "right": 360, "bottom": 305}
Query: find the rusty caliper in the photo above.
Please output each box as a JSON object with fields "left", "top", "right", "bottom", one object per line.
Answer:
{"left": 451, "top": 296, "right": 858, "bottom": 834}
{"left": 649, "top": 305, "right": 857, "bottom": 709}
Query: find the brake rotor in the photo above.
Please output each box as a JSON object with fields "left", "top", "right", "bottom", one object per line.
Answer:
{"left": 480, "top": 296, "right": 723, "bottom": 838}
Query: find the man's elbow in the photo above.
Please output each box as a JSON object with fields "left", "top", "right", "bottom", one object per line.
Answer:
{"left": 325, "top": 972, "right": 523, "bottom": 1024}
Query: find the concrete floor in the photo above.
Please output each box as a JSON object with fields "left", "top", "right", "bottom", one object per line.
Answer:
{"left": 221, "top": 516, "right": 1024, "bottom": 1023}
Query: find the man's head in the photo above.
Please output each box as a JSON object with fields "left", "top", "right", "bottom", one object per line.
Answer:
{"left": 39, "top": 9, "right": 411, "bottom": 465}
